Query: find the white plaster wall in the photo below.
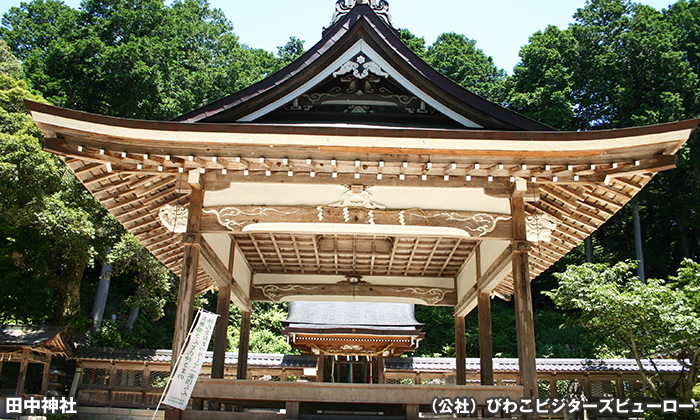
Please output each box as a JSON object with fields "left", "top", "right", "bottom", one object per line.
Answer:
{"left": 202, "top": 233, "right": 230, "bottom": 270}
{"left": 233, "top": 246, "right": 251, "bottom": 297}
{"left": 455, "top": 254, "right": 477, "bottom": 301}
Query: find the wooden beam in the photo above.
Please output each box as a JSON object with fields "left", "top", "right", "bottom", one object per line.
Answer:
{"left": 511, "top": 189, "right": 538, "bottom": 406}
{"left": 455, "top": 316, "right": 466, "bottom": 386}
{"left": 453, "top": 244, "right": 512, "bottom": 318}
{"left": 197, "top": 237, "right": 252, "bottom": 312}
{"left": 439, "top": 239, "right": 462, "bottom": 276}
{"left": 453, "top": 286, "right": 477, "bottom": 318}
{"left": 477, "top": 245, "right": 513, "bottom": 292}
{"left": 478, "top": 293, "right": 494, "bottom": 386}
{"left": 237, "top": 311, "right": 251, "bottom": 380}
{"left": 201, "top": 206, "right": 512, "bottom": 239}
{"left": 188, "top": 170, "right": 202, "bottom": 189}
{"left": 251, "top": 283, "right": 455, "bottom": 306}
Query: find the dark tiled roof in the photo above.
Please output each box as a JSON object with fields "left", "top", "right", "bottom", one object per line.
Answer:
{"left": 0, "top": 325, "right": 85, "bottom": 356}
{"left": 71, "top": 346, "right": 683, "bottom": 374}
{"left": 385, "top": 358, "right": 684, "bottom": 373}
{"left": 72, "top": 348, "right": 317, "bottom": 368}
{"left": 0, "top": 325, "right": 68, "bottom": 347}
{"left": 283, "top": 301, "right": 423, "bottom": 332}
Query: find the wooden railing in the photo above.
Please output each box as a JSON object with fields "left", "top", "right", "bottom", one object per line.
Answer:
{"left": 185, "top": 379, "right": 525, "bottom": 420}
{"left": 75, "top": 359, "right": 667, "bottom": 419}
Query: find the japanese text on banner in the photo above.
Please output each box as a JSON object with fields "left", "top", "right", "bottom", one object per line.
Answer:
{"left": 163, "top": 311, "right": 218, "bottom": 410}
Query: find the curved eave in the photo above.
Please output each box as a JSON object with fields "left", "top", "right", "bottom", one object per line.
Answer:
{"left": 27, "top": 102, "right": 697, "bottom": 163}
{"left": 26, "top": 101, "right": 699, "bottom": 302}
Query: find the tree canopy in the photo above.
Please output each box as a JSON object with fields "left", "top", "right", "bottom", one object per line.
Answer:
{"left": 545, "top": 260, "right": 700, "bottom": 413}
{"left": 0, "top": 0, "right": 279, "bottom": 120}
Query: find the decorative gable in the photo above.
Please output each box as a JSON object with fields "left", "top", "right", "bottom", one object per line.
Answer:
{"left": 257, "top": 52, "right": 460, "bottom": 128}
{"left": 173, "top": 2, "right": 552, "bottom": 131}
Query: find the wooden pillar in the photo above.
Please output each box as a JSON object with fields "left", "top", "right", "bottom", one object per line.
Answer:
{"left": 171, "top": 172, "right": 204, "bottom": 372}
{"left": 478, "top": 292, "right": 494, "bottom": 385}
{"left": 550, "top": 376, "right": 558, "bottom": 398}
{"left": 317, "top": 354, "right": 325, "bottom": 383}
{"left": 15, "top": 348, "right": 29, "bottom": 397}
{"left": 616, "top": 376, "right": 625, "bottom": 399}
{"left": 285, "top": 401, "right": 300, "bottom": 419}
{"left": 455, "top": 315, "right": 466, "bottom": 386}
{"left": 511, "top": 179, "right": 538, "bottom": 410}
{"left": 211, "top": 284, "right": 231, "bottom": 379}
{"left": 209, "top": 284, "right": 231, "bottom": 412}
{"left": 406, "top": 404, "right": 420, "bottom": 420}
{"left": 41, "top": 354, "right": 52, "bottom": 395}
{"left": 237, "top": 311, "right": 251, "bottom": 380}
{"left": 377, "top": 354, "right": 386, "bottom": 384}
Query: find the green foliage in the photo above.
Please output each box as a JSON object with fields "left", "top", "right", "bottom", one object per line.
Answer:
{"left": 89, "top": 319, "right": 130, "bottom": 348}
{"left": 545, "top": 260, "right": 700, "bottom": 406}
{"left": 510, "top": 0, "right": 698, "bottom": 130}
{"left": 399, "top": 29, "right": 427, "bottom": 58}
{"left": 509, "top": 25, "right": 576, "bottom": 130}
{"left": 108, "top": 233, "right": 176, "bottom": 321}
{"left": 210, "top": 298, "right": 296, "bottom": 354}
{"left": 0, "top": 69, "right": 104, "bottom": 325}
{"left": 276, "top": 36, "right": 305, "bottom": 68}
{"left": 424, "top": 32, "right": 508, "bottom": 104}
{"left": 0, "top": 40, "right": 22, "bottom": 77}
{"left": 1, "top": 0, "right": 278, "bottom": 120}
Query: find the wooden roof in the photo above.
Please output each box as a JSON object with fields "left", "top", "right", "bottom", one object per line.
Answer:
{"left": 26, "top": 101, "right": 698, "bottom": 309}
{"left": 0, "top": 325, "right": 80, "bottom": 358}
{"left": 172, "top": 3, "right": 552, "bottom": 131}
{"left": 24, "top": 1, "right": 699, "bottom": 314}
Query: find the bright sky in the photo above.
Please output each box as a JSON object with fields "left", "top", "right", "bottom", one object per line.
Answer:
{"left": 0, "top": 0, "right": 678, "bottom": 72}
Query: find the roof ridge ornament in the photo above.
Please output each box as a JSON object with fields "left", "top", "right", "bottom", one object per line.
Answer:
{"left": 332, "top": 54, "right": 388, "bottom": 80}
{"left": 330, "top": 0, "right": 393, "bottom": 27}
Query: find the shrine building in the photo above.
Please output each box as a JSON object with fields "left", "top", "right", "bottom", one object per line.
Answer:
{"left": 26, "top": 0, "right": 698, "bottom": 418}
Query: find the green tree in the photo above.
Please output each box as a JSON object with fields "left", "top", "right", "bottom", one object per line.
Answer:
{"left": 108, "top": 233, "right": 175, "bottom": 322}
{"left": 1, "top": 0, "right": 278, "bottom": 120}
{"left": 509, "top": 25, "right": 577, "bottom": 130}
{"left": 399, "top": 28, "right": 427, "bottom": 58}
{"left": 275, "top": 36, "right": 305, "bottom": 68}
{"left": 424, "top": 32, "right": 508, "bottom": 104}
{"left": 545, "top": 261, "right": 700, "bottom": 416}
{"left": 0, "top": 42, "right": 176, "bottom": 328}
{"left": 0, "top": 69, "right": 99, "bottom": 324}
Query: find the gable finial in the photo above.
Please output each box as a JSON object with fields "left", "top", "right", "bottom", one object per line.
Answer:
{"left": 330, "top": 0, "right": 393, "bottom": 27}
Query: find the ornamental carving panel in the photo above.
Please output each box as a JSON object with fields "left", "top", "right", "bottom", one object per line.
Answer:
{"left": 158, "top": 204, "right": 188, "bottom": 233}
{"left": 525, "top": 213, "right": 558, "bottom": 242}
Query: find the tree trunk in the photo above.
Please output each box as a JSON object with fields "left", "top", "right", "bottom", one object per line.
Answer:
{"left": 584, "top": 236, "right": 594, "bottom": 263}
{"left": 90, "top": 258, "right": 112, "bottom": 333}
{"left": 126, "top": 306, "right": 140, "bottom": 331}
{"left": 630, "top": 197, "right": 646, "bottom": 283}
{"left": 674, "top": 207, "right": 691, "bottom": 258}
{"left": 49, "top": 260, "right": 86, "bottom": 325}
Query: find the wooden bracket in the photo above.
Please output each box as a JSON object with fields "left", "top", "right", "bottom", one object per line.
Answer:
{"left": 181, "top": 233, "right": 202, "bottom": 246}
{"left": 512, "top": 240, "right": 530, "bottom": 253}
{"left": 511, "top": 177, "right": 527, "bottom": 197}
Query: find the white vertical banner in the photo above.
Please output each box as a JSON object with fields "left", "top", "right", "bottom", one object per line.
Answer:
{"left": 163, "top": 309, "right": 218, "bottom": 410}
